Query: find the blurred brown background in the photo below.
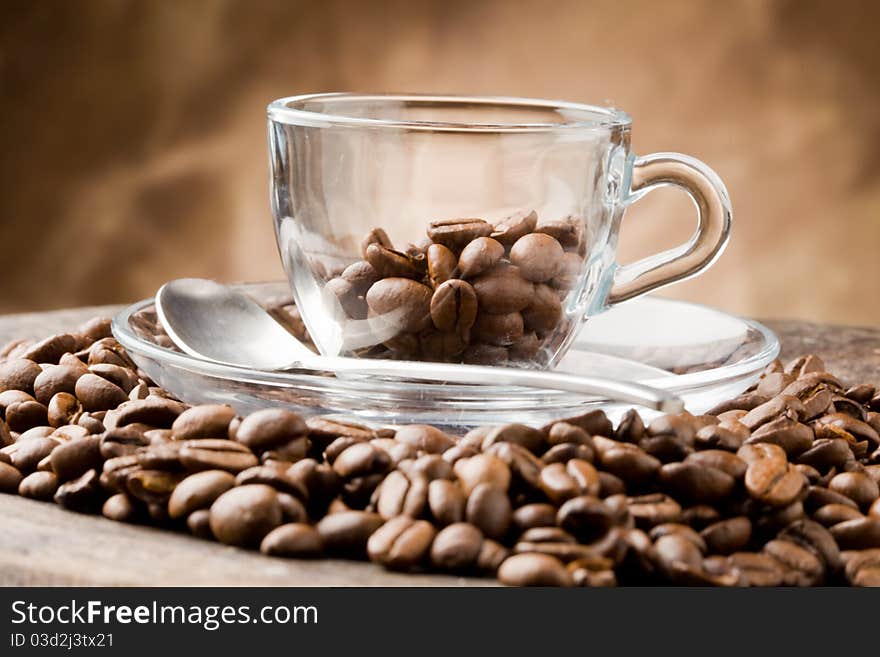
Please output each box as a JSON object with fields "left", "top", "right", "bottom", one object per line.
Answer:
{"left": 1, "top": 0, "right": 878, "bottom": 324}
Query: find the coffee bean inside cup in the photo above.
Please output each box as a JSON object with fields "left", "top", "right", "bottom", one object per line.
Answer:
{"left": 322, "top": 212, "right": 585, "bottom": 364}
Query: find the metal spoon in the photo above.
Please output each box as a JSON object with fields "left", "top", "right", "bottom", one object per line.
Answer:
{"left": 156, "top": 278, "right": 684, "bottom": 412}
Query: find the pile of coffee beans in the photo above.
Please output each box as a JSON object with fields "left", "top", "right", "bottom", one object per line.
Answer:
{"left": 2, "top": 322, "right": 880, "bottom": 586}
{"left": 323, "top": 211, "right": 585, "bottom": 364}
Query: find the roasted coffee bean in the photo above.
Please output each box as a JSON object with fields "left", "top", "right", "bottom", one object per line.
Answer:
{"left": 745, "top": 456, "right": 805, "bottom": 507}
{"left": 521, "top": 526, "right": 578, "bottom": 544}
{"left": 695, "top": 424, "right": 747, "bottom": 451}
{"left": 557, "top": 495, "right": 614, "bottom": 543}
{"left": 425, "top": 243, "right": 456, "bottom": 288}
{"left": 209, "top": 484, "right": 282, "bottom": 547}
{"left": 275, "top": 491, "right": 307, "bottom": 523}
{"left": 627, "top": 494, "right": 682, "bottom": 529}
{"left": 32, "top": 365, "right": 82, "bottom": 406}
{"left": 828, "top": 471, "right": 879, "bottom": 510}
{"left": 521, "top": 284, "right": 563, "bottom": 334}
{"left": 99, "top": 427, "right": 150, "bottom": 459}
{"left": 332, "top": 442, "right": 391, "bottom": 479}
{"left": 535, "top": 216, "right": 581, "bottom": 249}
{"left": 427, "top": 218, "right": 493, "bottom": 251}
{"left": 594, "top": 440, "right": 661, "bottom": 484}
{"left": 700, "top": 517, "right": 752, "bottom": 555}
{"left": 454, "top": 453, "right": 511, "bottom": 495}
{"left": 598, "top": 472, "right": 627, "bottom": 498}
{"left": 102, "top": 493, "right": 140, "bottom": 522}
{"left": 763, "top": 539, "right": 823, "bottom": 585}
{"left": 427, "top": 479, "right": 465, "bottom": 526}
{"left": 184, "top": 508, "right": 213, "bottom": 539}
{"left": 466, "top": 482, "right": 512, "bottom": 540}
{"left": 498, "top": 553, "right": 573, "bottom": 587}
{"left": 366, "top": 277, "right": 433, "bottom": 333}
{"left": 367, "top": 516, "right": 436, "bottom": 570}
{"left": 46, "top": 392, "right": 81, "bottom": 428}
{"left": 179, "top": 439, "right": 259, "bottom": 473}
{"left": 236, "top": 464, "right": 308, "bottom": 499}
{"left": 394, "top": 424, "right": 455, "bottom": 454}
{"left": 512, "top": 503, "right": 558, "bottom": 533}
{"left": 341, "top": 260, "right": 380, "bottom": 297}
{"left": 430, "top": 522, "right": 483, "bottom": 571}
{"left": 746, "top": 417, "right": 814, "bottom": 456}
{"left": 76, "top": 412, "right": 105, "bottom": 434}
{"left": 472, "top": 312, "right": 524, "bottom": 346}
{"left": 364, "top": 243, "right": 423, "bottom": 280}
{"left": 684, "top": 450, "right": 747, "bottom": 479}
{"left": 172, "top": 404, "right": 236, "bottom": 440}
{"left": 830, "top": 517, "right": 880, "bottom": 549}
{"left": 797, "top": 438, "right": 853, "bottom": 472}
{"left": 74, "top": 373, "right": 128, "bottom": 412}
{"left": 18, "top": 470, "right": 58, "bottom": 500}
{"left": 542, "top": 443, "right": 595, "bottom": 465}
{"left": 805, "top": 485, "right": 859, "bottom": 512}
{"left": 126, "top": 469, "right": 184, "bottom": 504}
{"left": 457, "top": 236, "right": 504, "bottom": 279}
{"left": 7, "top": 436, "right": 58, "bottom": 473}
{"left": 491, "top": 210, "right": 538, "bottom": 248}
{"left": 260, "top": 523, "right": 323, "bottom": 558}
{"left": 111, "top": 397, "right": 186, "bottom": 429}
{"left": 316, "top": 510, "right": 383, "bottom": 558}
{"left": 816, "top": 413, "right": 880, "bottom": 448}
{"left": 0, "top": 359, "right": 42, "bottom": 394}
{"left": 659, "top": 462, "right": 735, "bottom": 505}
{"left": 54, "top": 468, "right": 102, "bottom": 512}
{"left": 462, "top": 343, "right": 508, "bottom": 364}
{"left": 814, "top": 503, "right": 863, "bottom": 527}
{"left": 19, "top": 333, "right": 76, "bottom": 364}
{"left": 741, "top": 395, "right": 806, "bottom": 430}
{"left": 472, "top": 265, "right": 534, "bottom": 314}
{"left": 476, "top": 538, "right": 509, "bottom": 573}
{"left": 406, "top": 454, "right": 454, "bottom": 481}
{"left": 5, "top": 400, "right": 48, "bottom": 433}
{"left": 0, "top": 461, "right": 23, "bottom": 492}
{"left": 778, "top": 518, "right": 842, "bottom": 572}
{"left": 539, "top": 459, "right": 600, "bottom": 504}
{"left": 373, "top": 470, "right": 426, "bottom": 519}
{"left": 361, "top": 227, "right": 393, "bottom": 258}
{"left": 50, "top": 435, "right": 102, "bottom": 481}
{"left": 654, "top": 533, "right": 704, "bottom": 573}
{"left": 88, "top": 363, "right": 139, "bottom": 395}
{"left": 482, "top": 423, "right": 545, "bottom": 454}
{"left": 429, "top": 279, "right": 478, "bottom": 335}
{"left": 728, "top": 552, "right": 785, "bottom": 587}
{"left": 168, "top": 470, "right": 236, "bottom": 519}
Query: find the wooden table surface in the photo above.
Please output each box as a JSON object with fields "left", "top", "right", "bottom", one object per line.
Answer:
{"left": 1, "top": 304, "right": 878, "bottom": 586}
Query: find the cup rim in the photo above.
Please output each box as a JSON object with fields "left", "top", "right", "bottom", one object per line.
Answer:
{"left": 267, "top": 92, "right": 632, "bottom": 132}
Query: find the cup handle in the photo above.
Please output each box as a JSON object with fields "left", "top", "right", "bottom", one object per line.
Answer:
{"left": 607, "top": 152, "right": 732, "bottom": 305}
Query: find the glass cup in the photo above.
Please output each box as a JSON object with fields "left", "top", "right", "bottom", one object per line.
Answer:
{"left": 268, "top": 93, "right": 731, "bottom": 369}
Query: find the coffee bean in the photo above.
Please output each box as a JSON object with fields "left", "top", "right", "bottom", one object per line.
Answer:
{"left": 394, "top": 424, "right": 455, "bottom": 454}
{"left": 46, "top": 392, "right": 81, "bottom": 428}
{"left": 741, "top": 395, "right": 806, "bottom": 430}
{"left": 521, "top": 284, "right": 563, "bottom": 334}
{"left": 168, "top": 470, "right": 236, "bottom": 519}
{"left": 54, "top": 468, "right": 102, "bottom": 512}
{"left": 491, "top": 210, "right": 538, "bottom": 248}
{"left": 209, "top": 484, "right": 282, "bottom": 547}
{"left": 539, "top": 459, "right": 600, "bottom": 504}
{"left": 430, "top": 522, "right": 483, "bottom": 571}
{"left": 126, "top": 469, "right": 184, "bottom": 505}
{"left": 727, "top": 552, "right": 784, "bottom": 587}
{"left": 260, "top": 523, "right": 323, "bottom": 557}
{"left": 99, "top": 427, "right": 150, "bottom": 459}
{"left": 366, "top": 277, "right": 434, "bottom": 333}
{"left": 659, "top": 462, "right": 735, "bottom": 505}
{"left": 427, "top": 218, "right": 493, "bottom": 251}
{"left": 684, "top": 450, "right": 747, "bottom": 479}
{"left": 112, "top": 397, "right": 187, "bottom": 428}
{"left": 332, "top": 442, "right": 391, "bottom": 479}
{"left": 595, "top": 440, "right": 661, "bottom": 484}
{"left": 7, "top": 436, "right": 57, "bottom": 473}
{"left": 512, "top": 503, "right": 558, "bottom": 533}
{"left": 18, "top": 333, "right": 76, "bottom": 364}
{"left": 364, "top": 243, "right": 423, "bottom": 280}
{"left": 367, "top": 516, "right": 436, "bottom": 570}
{"left": 429, "top": 279, "right": 478, "bottom": 336}
{"left": 472, "top": 265, "right": 534, "bottom": 314}
{"left": 778, "top": 518, "right": 842, "bottom": 572}
{"left": 814, "top": 503, "right": 863, "bottom": 527}
{"left": 0, "top": 359, "right": 42, "bottom": 394}
{"left": 700, "top": 517, "right": 752, "bottom": 555}
{"left": 74, "top": 373, "right": 128, "bottom": 412}
{"left": 373, "top": 470, "right": 424, "bottom": 518}
{"left": 654, "top": 533, "right": 704, "bottom": 574}
{"left": 745, "top": 457, "right": 805, "bottom": 507}
{"left": 427, "top": 479, "right": 465, "bottom": 526}
{"left": 557, "top": 495, "right": 613, "bottom": 543}
{"left": 236, "top": 464, "right": 309, "bottom": 499}
{"left": 466, "top": 482, "right": 511, "bottom": 540}
{"left": 316, "top": 510, "right": 383, "bottom": 558}
{"left": 458, "top": 237, "right": 504, "bottom": 279}
{"left": 830, "top": 517, "right": 880, "bottom": 549}
{"left": 0, "top": 461, "right": 23, "bottom": 492}
{"left": 50, "top": 435, "right": 102, "bottom": 482}
{"left": 341, "top": 260, "right": 380, "bottom": 297}
{"left": 472, "top": 311, "right": 524, "bottom": 347}
{"left": 5, "top": 400, "right": 49, "bottom": 433}
{"left": 102, "top": 493, "right": 140, "bottom": 522}
{"left": 746, "top": 417, "right": 814, "bottom": 456}
{"left": 18, "top": 470, "right": 58, "bottom": 500}
{"left": 32, "top": 365, "right": 82, "bottom": 406}
{"left": 628, "top": 494, "right": 682, "bottom": 529}
{"left": 828, "top": 471, "right": 879, "bottom": 510}
{"left": 361, "top": 227, "right": 393, "bottom": 258}
{"left": 172, "top": 404, "right": 236, "bottom": 440}
{"left": 481, "top": 423, "right": 545, "bottom": 454}
{"left": 406, "top": 454, "right": 454, "bottom": 481}
{"left": 498, "top": 553, "right": 573, "bottom": 587}
{"left": 454, "top": 454, "right": 511, "bottom": 495}
{"left": 764, "top": 539, "right": 824, "bottom": 585}
{"left": 797, "top": 438, "right": 853, "bottom": 471}
{"left": 179, "top": 439, "right": 259, "bottom": 473}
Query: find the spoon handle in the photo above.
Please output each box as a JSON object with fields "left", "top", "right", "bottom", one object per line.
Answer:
{"left": 300, "top": 356, "right": 683, "bottom": 413}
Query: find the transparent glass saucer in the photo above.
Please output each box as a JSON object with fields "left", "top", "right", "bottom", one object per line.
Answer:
{"left": 112, "top": 282, "right": 779, "bottom": 429}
